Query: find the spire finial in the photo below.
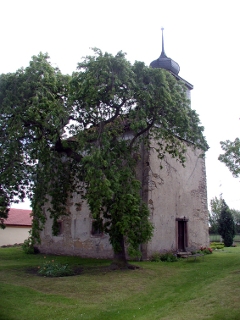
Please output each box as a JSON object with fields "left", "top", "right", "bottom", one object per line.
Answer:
{"left": 160, "top": 27, "right": 167, "bottom": 58}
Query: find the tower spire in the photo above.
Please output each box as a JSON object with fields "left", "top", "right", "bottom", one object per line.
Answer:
{"left": 160, "top": 27, "right": 167, "bottom": 58}
{"left": 150, "top": 27, "right": 181, "bottom": 76}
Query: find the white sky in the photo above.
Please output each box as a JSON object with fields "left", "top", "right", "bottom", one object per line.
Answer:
{"left": 1, "top": 0, "right": 240, "bottom": 211}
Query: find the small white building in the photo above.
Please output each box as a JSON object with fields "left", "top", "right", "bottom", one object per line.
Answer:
{"left": 0, "top": 208, "right": 32, "bottom": 246}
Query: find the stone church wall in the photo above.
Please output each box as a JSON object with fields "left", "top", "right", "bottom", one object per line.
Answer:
{"left": 143, "top": 139, "right": 209, "bottom": 257}
{"left": 37, "top": 140, "right": 209, "bottom": 259}
{"left": 37, "top": 192, "right": 114, "bottom": 258}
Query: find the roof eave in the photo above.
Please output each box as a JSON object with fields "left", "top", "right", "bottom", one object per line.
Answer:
{"left": 169, "top": 71, "right": 194, "bottom": 90}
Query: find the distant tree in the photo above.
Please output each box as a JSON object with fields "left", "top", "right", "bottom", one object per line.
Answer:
{"left": 209, "top": 196, "right": 240, "bottom": 235}
{"left": 209, "top": 196, "right": 223, "bottom": 234}
{"left": 219, "top": 138, "right": 240, "bottom": 177}
{"left": 231, "top": 209, "right": 240, "bottom": 233}
{"left": 0, "top": 190, "right": 9, "bottom": 228}
{"left": 218, "top": 200, "right": 236, "bottom": 247}
{"left": 219, "top": 137, "right": 240, "bottom": 234}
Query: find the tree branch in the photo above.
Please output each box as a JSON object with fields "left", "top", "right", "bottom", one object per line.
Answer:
{"left": 129, "top": 121, "right": 154, "bottom": 150}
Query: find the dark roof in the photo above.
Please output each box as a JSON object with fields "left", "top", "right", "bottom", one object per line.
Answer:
{"left": 170, "top": 72, "right": 193, "bottom": 90}
{"left": 150, "top": 29, "right": 193, "bottom": 90}
{"left": 4, "top": 208, "right": 32, "bottom": 227}
{"left": 150, "top": 28, "right": 180, "bottom": 75}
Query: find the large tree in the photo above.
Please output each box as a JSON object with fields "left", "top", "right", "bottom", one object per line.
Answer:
{"left": 0, "top": 50, "right": 208, "bottom": 265}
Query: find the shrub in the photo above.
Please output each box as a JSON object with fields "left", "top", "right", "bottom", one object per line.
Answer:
{"left": 22, "top": 237, "right": 35, "bottom": 254}
{"left": 210, "top": 242, "right": 224, "bottom": 249}
{"left": 198, "top": 247, "right": 213, "bottom": 254}
{"left": 37, "top": 258, "right": 73, "bottom": 277}
{"left": 150, "top": 250, "right": 178, "bottom": 262}
{"left": 224, "top": 231, "right": 235, "bottom": 247}
{"left": 218, "top": 200, "right": 236, "bottom": 247}
{"left": 22, "top": 236, "right": 39, "bottom": 254}
{"left": 150, "top": 252, "right": 161, "bottom": 262}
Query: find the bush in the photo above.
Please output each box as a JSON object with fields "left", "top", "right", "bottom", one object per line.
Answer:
{"left": 224, "top": 231, "right": 234, "bottom": 247}
{"left": 22, "top": 237, "right": 35, "bottom": 254}
{"left": 22, "top": 236, "right": 39, "bottom": 254}
{"left": 197, "top": 247, "right": 213, "bottom": 254}
{"left": 218, "top": 200, "right": 236, "bottom": 247}
{"left": 150, "top": 250, "right": 178, "bottom": 262}
{"left": 210, "top": 242, "right": 224, "bottom": 249}
{"left": 38, "top": 258, "right": 73, "bottom": 277}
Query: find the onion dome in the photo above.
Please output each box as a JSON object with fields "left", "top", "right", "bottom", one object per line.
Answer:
{"left": 150, "top": 28, "right": 180, "bottom": 75}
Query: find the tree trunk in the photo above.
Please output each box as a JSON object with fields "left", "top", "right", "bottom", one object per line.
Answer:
{"left": 112, "top": 235, "right": 127, "bottom": 268}
{"left": 111, "top": 235, "right": 140, "bottom": 270}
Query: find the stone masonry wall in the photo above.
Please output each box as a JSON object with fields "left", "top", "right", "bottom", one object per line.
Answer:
{"left": 37, "top": 193, "right": 114, "bottom": 259}
{"left": 37, "top": 140, "right": 209, "bottom": 259}
{"left": 144, "top": 139, "right": 209, "bottom": 257}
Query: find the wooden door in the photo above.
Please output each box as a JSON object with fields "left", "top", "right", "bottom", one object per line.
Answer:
{"left": 178, "top": 221, "right": 187, "bottom": 251}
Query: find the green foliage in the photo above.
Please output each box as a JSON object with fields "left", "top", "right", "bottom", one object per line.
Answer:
{"left": 198, "top": 246, "right": 213, "bottom": 254}
{"left": 209, "top": 196, "right": 240, "bottom": 234}
{"left": 210, "top": 242, "right": 224, "bottom": 249}
{"left": 224, "top": 232, "right": 235, "bottom": 247}
{"left": 231, "top": 208, "right": 240, "bottom": 233}
{"left": 22, "top": 232, "right": 40, "bottom": 254}
{"left": 37, "top": 258, "right": 73, "bottom": 277}
{"left": 22, "top": 237, "right": 35, "bottom": 254}
{"left": 150, "top": 250, "right": 178, "bottom": 262}
{"left": 219, "top": 138, "right": 240, "bottom": 177}
{"left": 0, "top": 49, "right": 208, "bottom": 261}
{"left": 0, "top": 189, "right": 9, "bottom": 229}
{"left": 209, "top": 196, "right": 224, "bottom": 234}
{"left": 218, "top": 200, "right": 236, "bottom": 247}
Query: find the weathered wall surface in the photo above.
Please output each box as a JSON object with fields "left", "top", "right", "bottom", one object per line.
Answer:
{"left": 37, "top": 193, "right": 114, "bottom": 258}
{"left": 144, "top": 139, "right": 209, "bottom": 257}
{"left": 0, "top": 226, "right": 31, "bottom": 246}
{"left": 38, "top": 140, "right": 209, "bottom": 259}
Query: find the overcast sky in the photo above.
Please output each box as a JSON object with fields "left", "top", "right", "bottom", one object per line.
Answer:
{"left": 1, "top": 0, "right": 240, "bottom": 211}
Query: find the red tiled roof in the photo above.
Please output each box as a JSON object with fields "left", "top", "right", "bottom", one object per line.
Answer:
{"left": 4, "top": 208, "right": 32, "bottom": 227}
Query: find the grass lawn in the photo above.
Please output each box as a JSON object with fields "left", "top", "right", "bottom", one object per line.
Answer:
{"left": 1, "top": 246, "right": 240, "bottom": 320}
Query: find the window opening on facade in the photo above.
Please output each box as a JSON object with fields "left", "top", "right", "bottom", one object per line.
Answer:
{"left": 56, "top": 221, "right": 63, "bottom": 236}
{"left": 91, "top": 220, "right": 103, "bottom": 236}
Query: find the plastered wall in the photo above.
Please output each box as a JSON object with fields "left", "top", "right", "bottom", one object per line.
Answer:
{"left": 0, "top": 226, "right": 31, "bottom": 246}
{"left": 144, "top": 140, "right": 209, "bottom": 256}
{"left": 38, "top": 193, "right": 113, "bottom": 258}
{"left": 38, "top": 142, "right": 209, "bottom": 259}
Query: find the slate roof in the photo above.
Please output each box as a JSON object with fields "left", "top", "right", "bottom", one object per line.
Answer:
{"left": 150, "top": 28, "right": 193, "bottom": 90}
{"left": 150, "top": 28, "right": 180, "bottom": 75}
{"left": 4, "top": 208, "right": 32, "bottom": 227}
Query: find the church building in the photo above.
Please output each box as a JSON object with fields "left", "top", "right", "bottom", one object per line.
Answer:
{"left": 37, "top": 31, "right": 209, "bottom": 259}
